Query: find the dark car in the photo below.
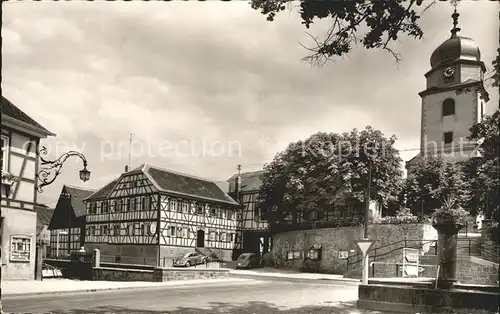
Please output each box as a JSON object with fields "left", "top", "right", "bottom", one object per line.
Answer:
{"left": 235, "top": 253, "right": 262, "bottom": 269}
{"left": 173, "top": 252, "right": 208, "bottom": 267}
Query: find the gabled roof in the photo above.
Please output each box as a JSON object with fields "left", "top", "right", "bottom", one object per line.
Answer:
{"left": 1, "top": 96, "right": 55, "bottom": 137}
{"left": 48, "top": 185, "right": 95, "bottom": 230}
{"left": 63, "top": 185, "right": 96, "bottom": 217}
{"left": 144, "top": 164, "right": 239, "bottom": 206}
{"left": 85, "top": 163, "right": 240, "bottom": 206}
{"left": 85, "top": 178, "right": 120, "bottom": 201}
{"left": 227, "top": 170, "right": 265, "bottom": 193}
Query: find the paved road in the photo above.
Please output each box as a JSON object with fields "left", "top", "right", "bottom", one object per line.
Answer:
{"left": 3, "top": 278, "right": 386, "bottom": 314}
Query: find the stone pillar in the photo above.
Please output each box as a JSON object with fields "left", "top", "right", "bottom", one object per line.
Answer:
{"left": 433, "top": 223, "right": 463, "bottom": 289}
{"left": 93, "top": 249, "right": 100, "bottom": 268}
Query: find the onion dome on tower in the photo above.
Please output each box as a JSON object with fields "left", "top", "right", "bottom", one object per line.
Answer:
{"left": 429, "top": 7, "right": 481, "bottom": 69}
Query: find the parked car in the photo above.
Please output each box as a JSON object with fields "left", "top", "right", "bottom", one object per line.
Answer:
{"left": 235, "top": 253, "right": 262, "bottom": 269}
{"left": 173, "top": 252, "right": 208, "bottom": 267}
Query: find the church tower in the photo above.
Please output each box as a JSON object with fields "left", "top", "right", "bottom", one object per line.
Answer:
{"left": 406, "top": 7, "right": 490, "bottom": 171}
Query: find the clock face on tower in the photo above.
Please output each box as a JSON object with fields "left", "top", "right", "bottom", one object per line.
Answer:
{"left": 443, "top": 66, "right": 455, "bottom": 80}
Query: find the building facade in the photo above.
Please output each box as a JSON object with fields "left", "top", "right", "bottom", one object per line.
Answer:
{"left": 48, "top": 185, "right": 95, "bottom": 259}
{"left": 227, "top": 170, "right": 270, "bottom": 258}
{"left": 1, "top": 96, "right": 54, "bottom": 280}
{"left": 83, "top": 164, "right": 241, "bottom": 266}
{"left": 406, "top": 10, "right": 489, "bottom": 171}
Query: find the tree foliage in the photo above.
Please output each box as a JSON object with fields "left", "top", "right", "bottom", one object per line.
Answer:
{"left": 258, "top": 126, "right": 403, "bottom": 226}
{"left": 251, "top": 0, "right": 499, "bottom": 87}
{"left": 402, "top": 156, "right": 470, "bottom": 217}
{"left": 466, "top": 109, "right": 500, "bottom": 243}
{"left": 251, "top": 0, "right": 424, "bottom": 65}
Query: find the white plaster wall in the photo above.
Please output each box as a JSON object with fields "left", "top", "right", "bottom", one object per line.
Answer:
{"left": 1, "top": 207, "right": 37, "bottom": 280}
{"left": 421, "top": 89, "right": 479, "bottom": 153}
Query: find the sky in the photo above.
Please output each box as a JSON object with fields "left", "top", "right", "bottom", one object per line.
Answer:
{"left": 2, "top": 1, "right": 498, "bottom": 207}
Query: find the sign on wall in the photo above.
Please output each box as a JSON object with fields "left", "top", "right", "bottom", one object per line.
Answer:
{"left": 338, "top": 251, "right": 348, "bottom": 259}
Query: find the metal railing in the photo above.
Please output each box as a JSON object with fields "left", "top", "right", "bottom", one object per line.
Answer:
{"left": 346, "top": 237, "right": 498, "bottom": 274}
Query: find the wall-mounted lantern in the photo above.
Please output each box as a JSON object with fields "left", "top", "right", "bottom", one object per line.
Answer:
{"left": 36, "top": 146, "right": 90, "bottom": 192}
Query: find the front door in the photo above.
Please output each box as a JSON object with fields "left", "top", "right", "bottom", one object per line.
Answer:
{"left": 197, "top": 230, "right": 205, "bottom": 248}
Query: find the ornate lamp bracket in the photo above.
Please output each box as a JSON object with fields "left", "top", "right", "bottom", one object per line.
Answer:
{"left": 36, "top": 146, "right": 90, "bottom": 193}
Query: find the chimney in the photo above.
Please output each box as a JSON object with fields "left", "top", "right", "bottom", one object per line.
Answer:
{"left": 234, "top": 176, "right": 241, "bottom": 202}
{"left": 124, "top": 165, "right": 129, "bottom": 172}
{"left": 234, "top": 165, "right": 242, "bottom": 202}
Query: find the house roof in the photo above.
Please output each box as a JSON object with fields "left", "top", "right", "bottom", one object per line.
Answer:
{"left": 144, "top": 164, "right": 239, "bottom": 206}
{"left": 227, "top": 170, "right": 265, "bottom": 193}
{"left": 35, "top": 206, "right": 54, "bottom": 227}
{"left": 85, "top": 163, "right": 239, "bottom": 206}
{"left": 85, "top": 178, "right": 120, "bottom": 201}
{"left": 63, "top": 185, "right": 96, "bottom": 217}
{"left": 1, "top": 96, "right": 55, "bottom": 136}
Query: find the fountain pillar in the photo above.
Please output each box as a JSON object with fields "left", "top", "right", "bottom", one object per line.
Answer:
{"left": 432, "top": 222, "right": 463, "bottom": 289}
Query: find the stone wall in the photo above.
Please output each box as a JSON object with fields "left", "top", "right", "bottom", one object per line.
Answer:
{"left": 154, "top": 267, "right": 229, "bottom": 282}
{"left": 92, "top": 267, "right": 155, "bottom": 281}
{"left": 371, "top": 255, "right": 498, "bottom": 285}
{"left": 92, "top": 266, "right": 229, "bottom": 282}
{"left": 271, "top": 223, "right": 437, "bottom": 275}
{"left": 480, "top": 220, "right": 499, "bottom": 263}
{"left": 358, "top": 283, "right": 499, "bottom": 313}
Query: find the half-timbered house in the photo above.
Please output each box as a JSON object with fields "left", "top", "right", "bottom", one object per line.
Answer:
{"left": 227, "top": 170, "right": 270, "bottom": 258}
{"left": 48, "top": 185, "right": 95, "bottom": 258}
{"left": 1, "top": 96, "right": 55, "bottom": 280}
{"left": 83, "top": 164, "right": 241, "bottom": 266}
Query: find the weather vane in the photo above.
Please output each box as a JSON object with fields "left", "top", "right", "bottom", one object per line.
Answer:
{"left": 450, "top": 0, "right": 460, "bottom": 37}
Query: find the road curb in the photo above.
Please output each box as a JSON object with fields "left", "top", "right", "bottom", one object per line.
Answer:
{"left": 228, "top": 272, "right": 361, "bottom": 283}
{"left": 2, "top": 279, "right": 260, "bottom": 299}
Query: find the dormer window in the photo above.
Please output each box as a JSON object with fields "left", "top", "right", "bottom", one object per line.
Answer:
{"left": 442, "top": 99, "right": 455, "bottom": 116}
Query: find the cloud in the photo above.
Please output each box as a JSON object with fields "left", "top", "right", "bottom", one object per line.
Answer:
{"left": 2, "top": 1, "right": 498, "bottom": 203}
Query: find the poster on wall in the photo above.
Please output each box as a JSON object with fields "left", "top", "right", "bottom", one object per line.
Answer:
{"left": 287, "top": 251, "right": 294, "bottom": 260}
{"left": 10, "top": 236, "right": 31, "bottom": 262}
{"left": 293, "top": 251, "right": 301, "bottom": 259}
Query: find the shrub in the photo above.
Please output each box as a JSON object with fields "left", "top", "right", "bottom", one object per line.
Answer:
{"left": 381, "top": 208, "right": 418, "bottom": 224}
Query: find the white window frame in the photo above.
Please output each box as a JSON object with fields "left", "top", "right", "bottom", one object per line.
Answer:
{"left": 1, "top": 135, "right": 9, "bottom": 172}
{"left": 182, "top": 228, "right": 188, "bottom": 238}
{"left": 10, "top": 235, "right": 31, "bottom": 262}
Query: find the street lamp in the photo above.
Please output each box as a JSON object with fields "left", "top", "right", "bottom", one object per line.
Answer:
{"left": 36, "top": 146, "right": 91, "bottom": 192}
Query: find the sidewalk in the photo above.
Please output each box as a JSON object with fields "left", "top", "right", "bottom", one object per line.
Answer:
{"left": 1, "top": 278, "right": 262, "bottom": 298}
{"left": 228, "top": 268, "right": 360, "bottom": 282}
